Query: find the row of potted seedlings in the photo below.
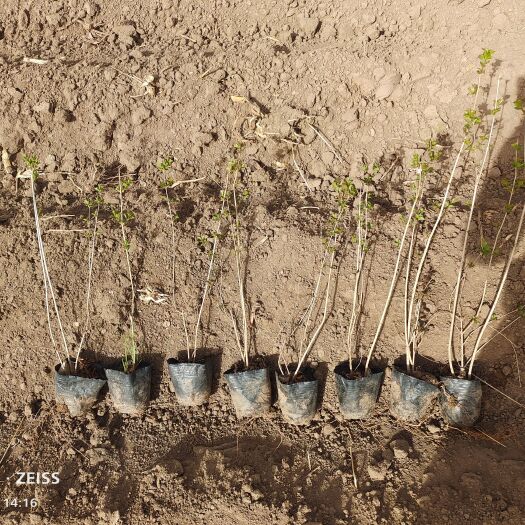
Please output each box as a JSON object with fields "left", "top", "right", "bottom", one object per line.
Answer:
{"left": 55, "top": 356, "right": 481, "bottom": 427}
{"left": 28, "top": 76, "right": 524, "bottom": 437}
{"left": 39, "top": 154, "right": 510, "bottom": 431}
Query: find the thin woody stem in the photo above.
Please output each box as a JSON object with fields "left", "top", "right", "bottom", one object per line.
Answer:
{"left": 347, "top": 189, "right": 368, "bottom": 368}
{"left": 365, "top": 184, "right": 420, "bottom": 372}
{"left": 193, "top": 172, "right": 231, "bottom": 358}
{"left": 294, "top": 242, "right": 338, "bottom": 378}
{"left": 231, "top": 176, "right": 250, "bottom": 367}
{"left": 75, "top": 203, "right": 100, "bottom": 370}
{"left": 468, "top": 200, "right": 525, "bottom": 377}
{"left": 448, "top": 77, "right": 501, "bottom": 374}
{"left": 468, "top": 128, "right": 523, "bottom": 336}
{"left": 31, "top": 174, "right": 70, "bottom": 367}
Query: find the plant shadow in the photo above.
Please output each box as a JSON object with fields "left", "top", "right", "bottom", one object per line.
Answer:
{"left": 408, "top": 73, "right": 525, "bottom": 523}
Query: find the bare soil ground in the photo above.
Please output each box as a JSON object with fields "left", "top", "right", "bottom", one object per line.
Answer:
{"left": 1, "top": 1, "right": 525, "bottom": 524}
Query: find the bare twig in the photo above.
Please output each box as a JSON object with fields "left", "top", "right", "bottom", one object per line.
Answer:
{"left": 307, "top": 123, "right": 347, "bottom": 165}
{"left": 473, "top": 374, "right": 525, "bottom": 408}
{"left": 349, "top": 445, "right": 358, "bottom": 489}
{"left": 291, "top": 145, "right": 311, "bottom": 192}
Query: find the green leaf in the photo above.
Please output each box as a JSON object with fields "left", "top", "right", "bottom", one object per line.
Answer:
{"left": 158, "top": 157, "right": 174, "bottom": 171}
{"left": 227, "top": 159, "right": 245, "bottom": 173}
{"left": 23, "top": 154, "right": 39, "bottom": 170}
{"left": 118, "top": 177, "right": 134, "bottom": 192}
{"left": 480, "top": 239, "right": 491, "bottom": 257}
{"left": 477, "top": 48, "right": 495, "bottom": 73}
{"left": 159, "top": 177, "right": 175, "bottom": 189}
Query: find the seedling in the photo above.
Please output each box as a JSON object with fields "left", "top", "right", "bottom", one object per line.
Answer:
{"left": 441, "top": 53, "right": 525, "bottom": 381}
{"left": 224, "top": 155, "right": 251, "bottom": 368}
{"left": 346, "top": 173, "right": 374, "bottom": 370}
{"left": 112, "top": 171, "right": 138, "bottom": 373}
{"left": 363, "top": 51, "right": 497, "bottom": 374}
{"left": 188, "top": 168, "right": 232, "bottom": 360}
{"left": 451, "top": 112, "right": 525, "bottom": 378}
{"left": 401, "top": 138, "right": 449, "bottom": 371}
{"left": 21, "top": 155, "right": 71, "bottom": 369}
{"left": 362, "top": 156, "right": 428, "bottom": 373}
{"left": 21, "top": 156, "right": 103, "bottom": 374}
{"left": 447, "top": 72, "right": 504, "bottom": 376}
{"left": 406, "top": 58, "right": 502, "bottom": 373}
{"left": 281, "top": 176, "right": 355, "bottom": 380}
{"left": 363, "top": 133, "right": 461, "bottom": 374}
{"left": 76, "top": 184, "right": 105, "bottom": 370}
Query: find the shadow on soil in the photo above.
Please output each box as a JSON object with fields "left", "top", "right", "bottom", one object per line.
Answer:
{"left": 164, "top": 433, "right": 351, "bottom": 525}
{"left": 405, "top": 74, "right": 525, "bottom": 523}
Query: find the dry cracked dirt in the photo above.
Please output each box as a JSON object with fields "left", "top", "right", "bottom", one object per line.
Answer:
{"left": 1, "top": 0, "right": 525, "bottom": 524}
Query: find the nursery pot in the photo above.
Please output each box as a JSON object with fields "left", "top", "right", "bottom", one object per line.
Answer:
{"left": 439, "top": 376, "right": 482, "bottom": 427}
{"left": 276, "top": 367, "right": 319, "bottom": 425}
{"left": 167, "top": 358, "right": 211, "bottom": 406}
{"left": 224, "top": 366, "right": 271, "bottom": 418}
{"left": 104, "top": 362, "right": 151, "bottom": 415}
{"left": 390, "top": 366, "right": 439, "bottom": 422}
{"left": 334, "top": 362, "right": 384, "bottom": 420}
{"left": 55, "top": 360, "right": 106, "bottom": 416}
